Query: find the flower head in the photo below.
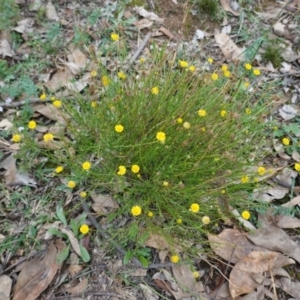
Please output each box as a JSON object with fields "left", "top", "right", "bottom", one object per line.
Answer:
{"left": 117, "top": 165, "right": 126, "bottom": 176}
{"left": 115, "top": 124, "right": 124, "bottom": 133}
{"left": 257, "top": 166, "right": 266, "bottom": 176}
{"left": 295, "top": 163, "right": 300, "bottom": 172}
{"left": 118, "top": 71, "right": 126, "bottom": 80}
{"left": 179, "top": 60, "right": 189, "bottom": 68}
{"left": 101, "top": 76, "right": 110, "bottom": 87}
{"left": 80, "top": 224, "right": 89, "bottom": 234}
{"left": 244, "top": 82, "right": 250, "bottom": 88}
{"left": 12, "top": 134, "right": 21, "bottom": 143}
{"left": 221, "top": 65, "right": 228, "bottom": 72}
{"left": 253, "top": 69, "right": 260, "bottom": 76}
{"left": 245, "top": 63, "right": 252, "bottom": 70}
{"left": 241, "top": 176, "right": 249, "bottom": 183}
{"left": 55, "top": 166, "right": 64, "bottom": 173}
{"left": 202, "top": 216, "right": 210, "bottom": 225}
{"left": 131, "top": 205, "right": 142, "bottom": 216}
{"left": 91, "top": 101, "right": 97, "bottom": 108}
{"left": 163, "top": 181, "right": 169, "bottom": 187}
{"left": 189, "top": 65, "right": 196, "bottom": 72}
{"left": 224, "top": 70, "right": 231, "bottom": 78}
{"left": 148, "top": 211, "right": 153, "bottom": 217}
{"left": 82, "top": 161, "right": 91, "bottom": 171}
{"left": 156, "top": 131, "right": 166, "bottom": 144}
{"left": 43, "top": 133, "right": 54, "bottom": 143}
{"left": 91, "top": 70, "right": 97, "bottom": 77}
{"left": 80, "top": 191, "right": 87, "bottom": 198}
{"left": 245, "top": 108, "right": 251, "bottom": 114}
{"left": 183, "top": 121, "right": 190, "bottom": 129}
{"left": 193, "top": 271, "right": 200, "bottom": 278}
{"left": 53, "top": 100, "right": 62, "bottom": 108}
{"left": 198, "top": 109, "right": 207, "bottom": 117}
{"left": 207, "top": 57, "right": 213, "bottom": 64}
{"left": 211, "top": 73, "right": 218, "bottom": 81}
{"left": 67, "top": 181, "right": 76, "bottom": 188}
{"left": 131, "top": 164, "right": 140, "bottom": 174}
{"left": 220, "top": 110, "right": 227, "bottom": 117}
{"left": 111, "top": 32, "right": 119, "bottom": 41}
{"left": 177, "top": 117, "right": 183, "bottom": 124}
{"left": 28, "top": 120, "right": 37, "bottom": 130}
{"left": 190, "top": 203, "right": 200, "bottom": 213}
{"left": 39, "top": 93, "right": 46, "bottom": 100}
{"left": 241, "top": 210, "right": 250, "bottom": 220}
{"left": 151, "top": 87, "right": 159, "bottom": 95}
{"left": 177, "top": 218, "right": 182, "bottom": 224}
{"left": 170, "top": 255, "right": 180, "bottom": 263}
{"left": 282, "top": 137, "right": 290, "bottom": 146}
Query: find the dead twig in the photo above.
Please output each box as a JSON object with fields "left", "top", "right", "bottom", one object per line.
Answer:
{"left": 0, "top": 98, "right": 51, "bottom": 108}
{"left": 55, "top": 292, "right": 130, "bottom": 299}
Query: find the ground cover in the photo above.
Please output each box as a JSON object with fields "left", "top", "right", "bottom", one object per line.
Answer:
{"left": 1, "top": 0, "right": 300, "bottom": 299}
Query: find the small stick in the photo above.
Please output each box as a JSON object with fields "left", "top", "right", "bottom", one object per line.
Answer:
{"left": 0, "top": 98, "right": 50, "bottom": 108}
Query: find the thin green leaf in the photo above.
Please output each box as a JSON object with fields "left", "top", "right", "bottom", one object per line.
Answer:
{"left": 57, "top": 245, "right": 70, "bottom": 264}
{"left": 48, "top": 228, "right": 68, "bottom": 238}
{"left": 123, "top": 250, "right": 133, "bottom": 265}
{"left": 70, "top": 219, "right": 78, "bottom": 237}
{"left": 79, "top": 244, "right": 90, "bottom": 262}
{"left": 56, "top": 205, "right": 67, "bottom": 226}
{"left": 138, "top": 255, "right": 149, "bottom": 268}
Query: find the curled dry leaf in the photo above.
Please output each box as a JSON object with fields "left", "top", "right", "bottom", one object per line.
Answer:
{"left": 91, "top": 192, "right": 119, "bottom": 215}
{"left": 13, "top": 241, "right": 64, "bottom": 300}
{"left": 44, "top": 67, "right": 74, "bottom": 91}
{"left": 0, "top": 275, "right": 12, "bottom": 300}
{"left": 133, "top": 7, "right": 164, "bottom": 24}
{"left": 220, "top": 0, "right": 240, "bottom": 16}
{"left": 0, "top": 40, "right": 15, "bottom": 57}
{"left": 59, "top": 227, "right": 81, "bottom": 257}
{"left": 134, "top": 18, "right": 154, "bottom": 30}
{"left": 46, "top": 1, "right": 59, "bottom": 21}
{"left": 64, "top": 278, "right": 88, "bottom": 295}
{"left": 140, "top": 283, "right": 159, "bottom": 300}
{"left": 252, "top": 186, "right": 289, "bottom": 202}
{"left": 282, "top": 195, "right": 300, "bottom": 208}
{"left": 229, "top": 251, "right": 294, "bottom": 298}
{"left": 278, "top": 105, "right": 298, "bottom": 120}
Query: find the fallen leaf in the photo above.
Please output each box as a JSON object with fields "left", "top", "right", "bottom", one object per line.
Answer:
{"left": 135, "top": 18, "right": 154, "bottom": 30}
{"left": 247, "top": 214, "right": 300, "bottom": 263}
{"left": 214, "top": 30, "right": 245, "bottom": 60}
{"left": 64, "top": 278, "right": 88, "bottom": 295}
{"left": 0, "top": 119, "right": 13, "bottom": 129}
{"left": 13, "top": 19, "right": 34, "bottom": 34}
{"left": 292, "top": 151, "right": 300, "bottom": 162}
{"left": 229, "top": 251, "right": 294, "bottom": 298}
{"left": 69, "top": 264, "right": 83, "bottom": 277}
{"left": 140, "top": 283, "right": 159, "bottom": 300}
{"left": 0, "top": 39, "right": 15, "bottom": 57}
{"left": 133, "top": 7, "right": 164, "bottom": 24}
{"left": 220, "top": 0, "right": 240, "bottom": 16}
{"left": 91, "top": 192, "right": 119, "bottom": 215}
{"left": 275, "top": 214, "right": 300, "bottom": 229}
{"left": 158, "top": 27, "right": 176, "bottom": 40}
{"left": 44, "top": 67, "right": 74, "bottom": 91}
{"left": 129, "top": 268, "right": 148, "bottom": 277}
{"left": 59, "top": 227, "right": 81, "bottom": 257}
{"left": 208, "top": 229, "right": 263, "bottom": 263}
{"left": 145, "top": 234, "right": 169, "bottom": 250}
{"left": 252, "top": 186, "right": 289, "bottom": 202}
{"left": 277, "top": 277, "right": 300, "bottom": 298}
{"left": 278, "top": 105, "right": 298, "bottom": 120}
{"left": 0, "top": 275, "right": 12, "bottom": 300}
{"left": 13, "top": 241, "right": 63, "bottom": 300}
{"left": 282, "top": 195, "right": 300, "bottom": 207}
{"left": 172, "top": 264, "right": 196, "bottom": 292}
{"left": 46, "top": 1, "right": 59, "bottom": 21}
{"left": 33, "top": 103, "right": 66, "bottom": 124}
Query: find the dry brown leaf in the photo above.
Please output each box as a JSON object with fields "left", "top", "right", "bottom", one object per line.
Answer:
{"left": 68, "top": 264, "right": 83, "bottom": 277}
{"left": 33, "top": 103, "right": 66, "bottom": 125}
{"left": 292, "top": 151, "right": 300, "bottom": 162}
{"left": 220, "top": 0, "right": 240, "bottom": 16}
{"left": 145, "top": 234, "right": 169, "bottom": 250}
{"left": 129, "top": 268, "right": 148, "bottom": 277}
{"left": 91, "top": 192, "right": 119, "bottom": 215}
{"left": 274, "top": 214, "right": 300, "bottom": 229}
{"left": 13, "top": 241, "right": 63, "bottom": 300}
{"left": 208, "top": 229, "right": 263, "bottom": 264}
{"left": 252, "top": 186, "right": 289, "bottom": 202}
{"left": 46, "top": 1, "right": 59, "bottom": 21}
{"left": 0, "top": 119, "right": 13, "bottom": 129}
{"left": 246, "top": 214, "right": 300, "bottom": 263}
{"left": 158, "top": 27, "right": 176, "bottom": 40}
{"left": 59, "top": 228, "right": 81, "bottom": 257}
{"left": 172, "top": 264, "right": 196, "bottom": 293}
{"left": 278, "top": 105, "right": 298, "bottom": 120}
{"left": 140, "top": 283, "right": 159, "bottom": 300}
{"left": 133, "top": 7, "right": 164, "bottom": 24}
{"left": 44, "top": 67, "right": 74, "bottom": 91}
{"left": 282, "top": 195, "right": 300, "bottom": 207}
{"left": 229, "top": 251, "right": 293, "bottom": 298}
{"left": 0, "top": 275, "right": 12, "bottom": 300}
{"left": 135, "top": 18, "right": 154, "bottom": 30}
{"left": 277, "top": 277, "right": 300, "bottom": 298}
{"left": 0, "top": 39, "right": 15, "bottom": 57}
{"left": 64, "top": 278, "right": 88, "bottom": 295}
{"left": 214, "top": 31, "right": 244, "bottom": 61}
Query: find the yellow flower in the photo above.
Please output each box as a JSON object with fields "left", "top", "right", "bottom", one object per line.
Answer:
{"left": 82, "top": 161, "right": 91, "bottom": 171}
{"left": 163, "top": 181, "right": 169, "bottom": 187}
{"left": 241, "top": 210, "right": 250, "bottom": 220}
{"left": 245, "top": 63, "right": 252, "bottom": 70}
{"left": 148, "top": 211, "right": 153, "bottom": 217}
{"left": 67, "top": 181, "right": 76, "bottom": 188}
{"left": 131, "top": 205, "right": 142, "bottom": 216}
{"left": 91, "top": 70, "right": 97, "bottom": 77}
{"left": 241, "top": 176, "right": 249, "bottom": 183}
{"left": 190, "top": 203, "right": 200, "bottom": 213}
{"left": 179, "top": 60, "right": 189, "bottom": 68}
{"left": 39, "top": 93, "right": 46, "bottom": 100}
{"left": 253, "top": 69, "right": 260, "bottom": 76}
{"left": 111, "top": 32, "right": 119, "bottom": 41}
{"left": 245, "top": 108, "right": 251, "bottom": 114}
{"left": 28, "top": 120, "right": 37, "bottom": 130}
{"left": 202, "top": 216, "right": 210, "bottom": 225}
{"left": 220, "top": 110, "right": 227, "bottom": 117}
{"left": 137, "top": 174, "right": 141, "bottom": 179}
{"left": 221, "top": 65, "right": 228, "bottom": 72}
{"left": 177, "top": 117, "right": 183, "bottom": 124}
{"left": 170, "top": 255, "right": 180, "bottom": 263}
{"left": 193, "top": 271, "right": 200, "bottom": 278}
{"left": 12, "top": 134, "right": 21, "bottom": 143}
{"left": 139, "top": 57, "right": 145, "bottom": 63}
{"left": 53, "top": 100, "right": 62, "bottom": 108}
{"left": 189, "top": 65, "right": 196, "bottom": 72}
{"left": 55, "top": 166, "right": 64, "bottom": 173}
{"left": 221, "top": 189, "right": 226, "bottom": 194}
{"left": 211, "top": 73, "right": 218, "bottom": 81}
{"left": 201, "top": 127, "right": 206, "bottom": 132}
{"left": 207, "top": 57, "right": 213, "bottom": 64}
{"left": 177, "top": 218, "right": 182, "bottom": 224}
{"left": 131, "top": 164, "right": 140, "bottom": 174}
{"left": 244, "top": 82, "right": 250, "bottom": 88}
{"left": 117, "top": 165, "right": 126, "bottom": 176}
{"left": 282, "top": 137, "right": 290, "bottom": 146}
{"left": 295, "top": 163, "right": 300, "bottom": 172}
{"left": 183, "top": 121, "right": 190, "bottom": 129}
{"left": 118, "top": 71, "right": 126, "bottom": 80}
{"left": 91, "top": 101, "right": 97, "bottom": 108}
{"left": 156, "top": 131, "right": 166, "bottom": 143}
{"left": 115, "top": 124, "right": 124, "bottom": 133}
{"left": 101, "top": 76, "right": 110, "bottom": 87}
{"left": 198, "top": 109, "right": 207, "bottom": 117}
{"left": 51, "top": 96, "right": 56, "bottom": 101}
{"left": 151, "top": 86, "right": 159, "bottom": 95}
{"left": 43, "top": 133, "right": 54, "bottom": 143}
{"left": 224, "top": 70, "right": 231, "bottom": 78}
{"left": 257, "top": 166, "right": 266, "bottom": 176}
{"left": 80, "top": 191, "right": 87, "bottom": 198}
{"left": 80, "top": 224, "right": 89, "bottom": 234}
